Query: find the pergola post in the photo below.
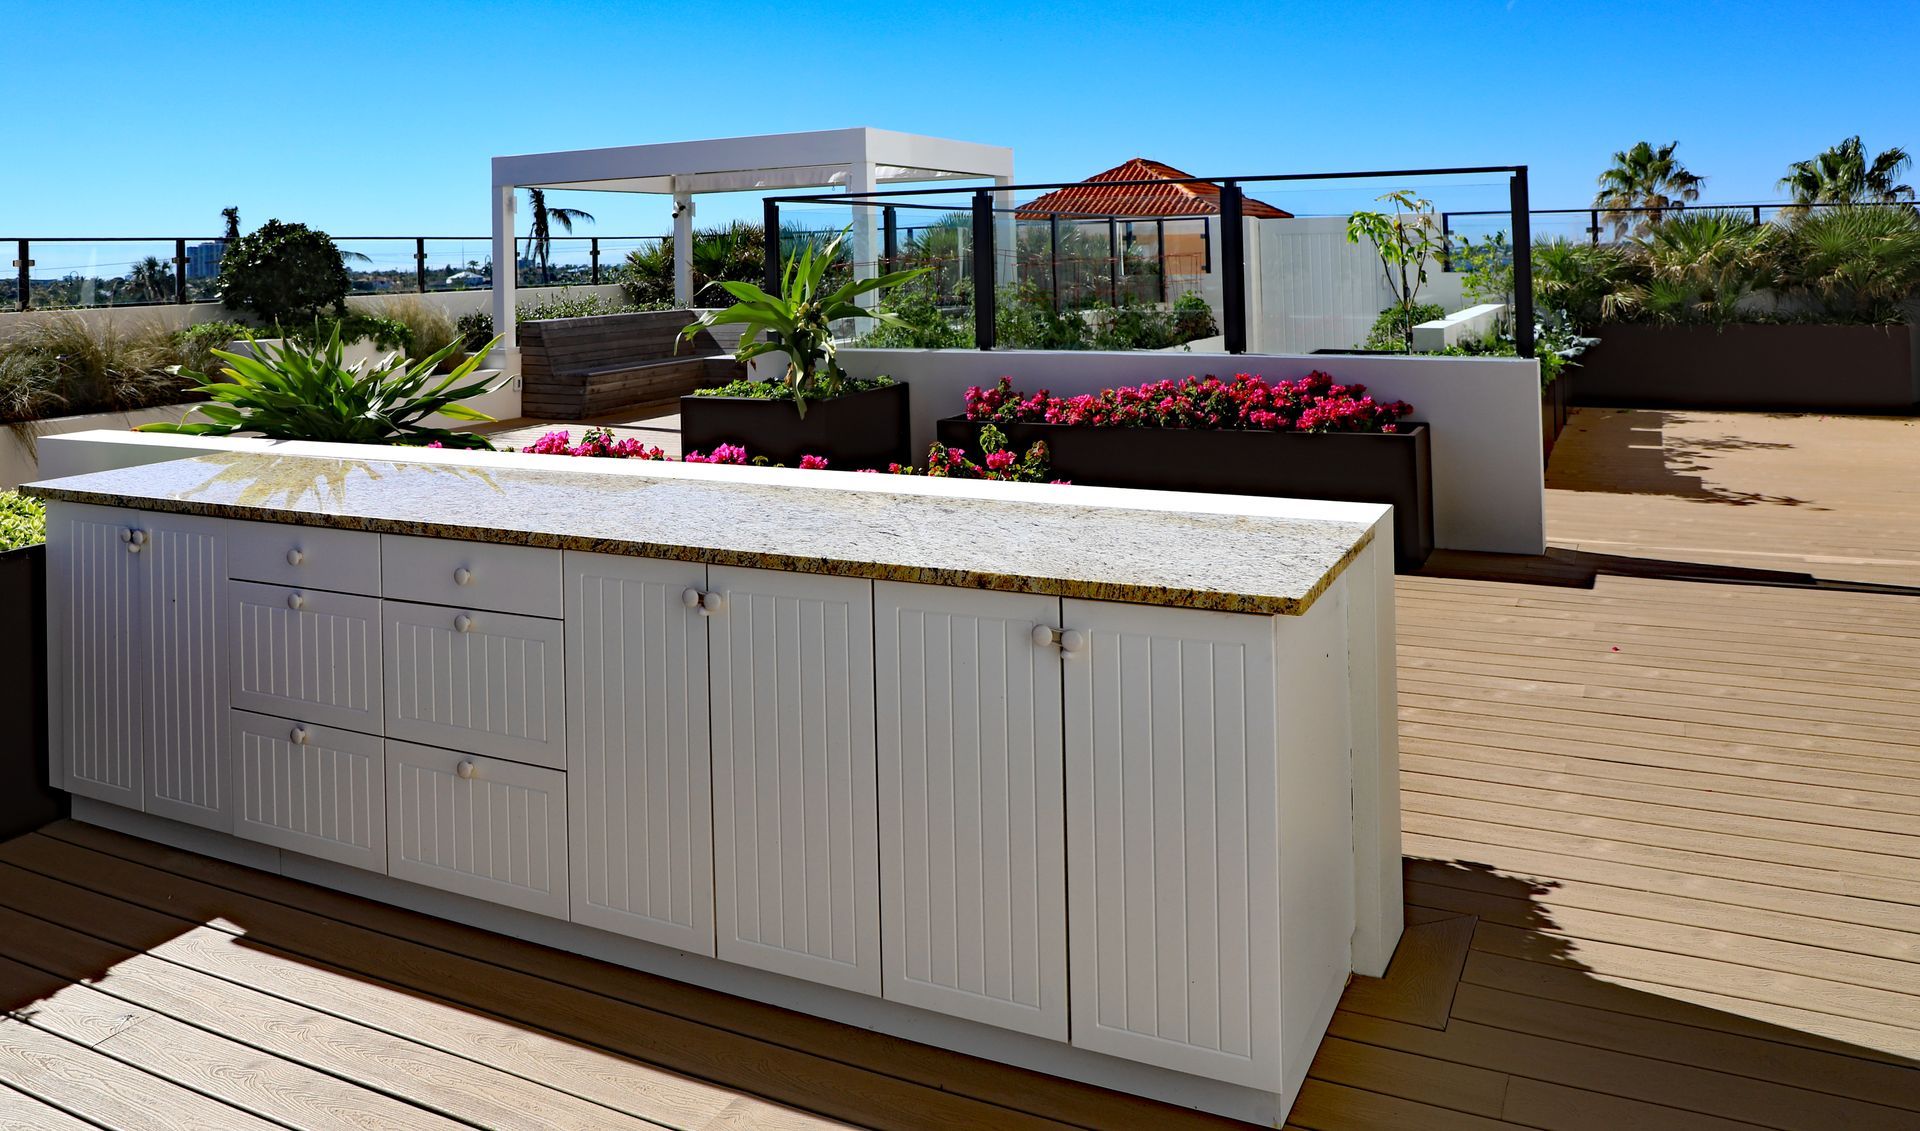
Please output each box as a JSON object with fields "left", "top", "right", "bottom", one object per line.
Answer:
{"left": 849, "top": 160, "right": 880, "bottom": 317}
{"left": 672, "top": 188, "right": 695, "bottom": 307}
{"left": 491, "top": 184, "right": 517, "bottom": 352}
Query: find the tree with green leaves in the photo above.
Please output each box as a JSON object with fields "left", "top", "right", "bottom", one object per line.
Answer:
{"left": 1594, "top": 141, "right": 1705, "bottom": 239}
{"left": 126, "top": 256, "right": 173, "bottom": 303}
{"left": 1347, "top": 190, "right": 1447, "bottom": 352}
{"left": 1778, "top": 136, "right": 1914, "bottom": 212}
{"left": 217, "top": 219, "right": 351, "bottom": 326}
{"left": 524, "top": 189, "right": 595, "bottom": 285}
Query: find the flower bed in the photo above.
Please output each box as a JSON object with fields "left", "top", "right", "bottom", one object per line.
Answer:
{"left": 515, "top": 425, "right": 1053, "bottom": 482}
{"left": 940, "top": 373, "right": 1433, "bottom": 568}
{"left": 679, "top": 378, "right": 911, "bottom": 471}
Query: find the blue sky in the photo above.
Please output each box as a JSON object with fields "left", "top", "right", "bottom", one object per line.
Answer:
{"left": 5, "top": 0, "right": 1915, "bottom": 242}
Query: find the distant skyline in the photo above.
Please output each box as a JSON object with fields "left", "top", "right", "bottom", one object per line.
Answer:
{"left": 6, "top": 0, "right": 1915, "bottom": 240}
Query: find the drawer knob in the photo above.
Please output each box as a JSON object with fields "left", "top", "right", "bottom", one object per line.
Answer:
{"left": 682, "top": 588, "right": 723, "bottom": 616}
{"left": 290, "top": 727, "right": 310, "bottom": 745}
{"left": 287, "top": 592, "right": 306, "bottom": 611}
{"left": 454, "top": 567, "right": 474, "bottom": 586}
{"left": 1059, "top": 629, "right": 1088, "bottom": 656}
{"left": 456, "top": 759, "right": 478, "bottom": 780}
{"left": 286, "top": 548, "right": 305, "bottom": 566}
{"left": 125, "top": 530, "right": 145, "bottom": 553}
{"left": 119, "top": 528, "right": 132, "bottom": 543}
{"left": 681, "top": 587, "right": 702, "bottom": 609}
{"left": 454, "top": 614, "right": 475, "bottom": 634}
{"left": 1030, "top": 624, "right": 1056, "bottom": 649}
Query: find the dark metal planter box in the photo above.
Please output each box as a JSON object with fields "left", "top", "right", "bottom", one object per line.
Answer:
{"left": 680, "top": 381, "right": 911, "bottom": 471}
{"left": 0, "top": 543, "right": 63, "bottom": 841}
{"left": 1571, "top": 322, "right": 1920, "bottom": 412}
{"left": 936, "top": 417, "right": 1434, "bottom": 570}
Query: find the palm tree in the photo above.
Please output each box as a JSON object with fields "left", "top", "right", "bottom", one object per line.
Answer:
{"left": 127, "top": 256, "right": 173, "bottom": 303}
{"left": 523, "top": 189, "right": 595, "bottom": 284}
{"left": 1594, "top": 141, "right": 1705, "bottom": 239}
{"left": 1778, "top": 137, "right": 1915, "bottom": 212}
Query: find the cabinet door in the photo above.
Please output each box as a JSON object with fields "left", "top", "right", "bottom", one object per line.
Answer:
{"left": 141, "top": 512, "right": 230, "bottom": 831}
{"left": 874, "top": 582, "right": 1067, "bottom": 1040}
{"left": 47, "top": 503, "right": 145, "bottom": 808}
{"left": 231, "top": 581, "right": 382, "bottom": 734}
{"left": 565, "top": 552, "right": 713, "bottom": 954}
{"left": 232, "top": 709, "right": 385, "bottom": 871}
{"left": 383, "top": 601, "right": 566, "bottom": 769}
{"left": 386, "top": 739, "right": 569, "bottom": 918}
{"left": 1063, "top": 599, "right": 1283, "bottom": 1090}
{"left": 708, "top": 566, "right": 879, "bottom": 995}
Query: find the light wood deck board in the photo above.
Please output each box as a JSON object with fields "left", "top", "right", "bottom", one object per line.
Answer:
{"left": 3, "top": 406, "right": 1919, "bottom": 1129}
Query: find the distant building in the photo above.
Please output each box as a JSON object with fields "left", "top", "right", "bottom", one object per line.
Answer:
{"left": 185, "top": 240, "right": 225, "bottom": 279}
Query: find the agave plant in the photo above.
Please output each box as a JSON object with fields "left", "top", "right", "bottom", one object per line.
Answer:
{"left": 138, "top": 323, "right": 505, "bottom": 449}
{"left": 682, "top": 226, "right": 929, "bottom": 416}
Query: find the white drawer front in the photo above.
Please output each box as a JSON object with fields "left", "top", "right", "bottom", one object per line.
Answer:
{"left": 384, "top": 601, "right": 566, "bottom": 769}
{"left": 382, "top": 535, "right": 561, "bottom": 618}
{"left": 232, "top": 709, "right": 385, "bottom": 871}
{"left": 231, "top": 581, "right": 382, "bottom": 733}
{"left": 386, "top": 739, "right": 568, "bottom": 918}
{"left": 229, "top": 521, "right": 380, "bottom": 595}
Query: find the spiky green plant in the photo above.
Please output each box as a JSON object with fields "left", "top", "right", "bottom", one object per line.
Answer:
{"left": 1775, "top": 206, "right": 1920, "bottom": 322}
{"left": 138, "top": 324, "right": 504, "bottom": 448}
{"left": 1611, "top": 210, "right": 1775, "bottom": 325}
{"left": 682, "top": 226, "right": 929, "bottom": 416}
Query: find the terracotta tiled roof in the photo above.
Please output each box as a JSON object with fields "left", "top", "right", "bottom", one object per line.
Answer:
{"left": 1015, "top": 158, "right": 1292, "bottom": 220}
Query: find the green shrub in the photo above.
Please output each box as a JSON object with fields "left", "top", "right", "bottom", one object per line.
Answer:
{"left": 692, "top": 374, "right": 895, "bottom": 400}
{"left": 0, "top": 492, "right": 45, "bottom": 552}
{"left": 860, "top": 282, "right": 970, "bottom": 349}
{"left": 0, "top": 315, "right": 190, "bottom": 423}
{"left": 138, "top": 325, "right": 504, "bottom": 449}
{"left": 1172, "top": 291, "right": 1218, "bottom": 340}
{"left": 518, "top": 289, "right": 666, "bottom": 322}
{"left": 217, "top": 219, "right": 352, "bottom": 326}
{"left": 1363, "top": 303, "right": 1445, "bottom": 350}
{"left": 173, "top": 321, "right": 259, "bottom": 376}
{"left": 373, "top": 296, "right": 459, "bottom": 359}
{"left": 456, "top": 309, "right": 494, "bottom": 351}
{"left": 285, "top": 312, "right": 412, "bottom": 352}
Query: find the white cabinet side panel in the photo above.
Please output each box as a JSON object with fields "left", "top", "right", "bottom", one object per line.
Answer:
{"left": 709, "top": 566, "right": 880, "bottom": 996}
{"left": 874, "top": 581, "right": 1066, "bottom": 1039}
{"left": 1063, "top": 599, "right": 1283, "bottom": 1090}
{"left": 565, "top": 552, "right": 714, "bottom": 954}
{"left": 48, "top": 504, "right": 143, "bottom": 807}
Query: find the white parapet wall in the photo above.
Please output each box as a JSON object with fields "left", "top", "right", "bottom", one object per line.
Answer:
{"left": 1410, "top": 303, "right": 1507, "bottom": 352}
{"left": 836, "top": 347, "right": 1546, "bottom": 556}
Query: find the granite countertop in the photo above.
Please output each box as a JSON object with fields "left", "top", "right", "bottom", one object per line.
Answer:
{"left": 24, "top": 452, "right": 1376, "bottom": 615}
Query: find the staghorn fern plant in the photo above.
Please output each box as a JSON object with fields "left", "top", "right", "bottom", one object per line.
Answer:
{"left": 682, "top": 225, "right": 929, "bottom": 417}
{"left": 138, "top": 323, "right": 504, "bottom": 449}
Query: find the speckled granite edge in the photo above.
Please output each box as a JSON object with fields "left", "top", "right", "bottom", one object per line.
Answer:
{"left": 25, "top": 482, "right": 1375, "bottom": 616}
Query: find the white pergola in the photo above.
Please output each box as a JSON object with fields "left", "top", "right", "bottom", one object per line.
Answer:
{"left": 489, "top": 127, "right": 1014, "bottom": 352}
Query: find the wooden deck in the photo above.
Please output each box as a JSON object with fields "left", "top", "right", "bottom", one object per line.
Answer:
{"left": 4, "top": 406, "right": 1920, "bottom": 1129}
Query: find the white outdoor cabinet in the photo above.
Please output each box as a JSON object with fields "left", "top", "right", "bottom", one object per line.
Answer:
{"left": 564, "top": 552, "right": 715, "bottom": 954}
{"left": 1062, "top": 592, "right": 1355, "bottom": 1096}
{"left": 382, "top": 600, "right": 567, "bottom": 769}
{"left": 386, "top": 738, "right": 569, "bottom": 918}
{"left": 707, "top": 565, "right": 881, "bottom": 996}
{"left": 230, "top": 581, "right": 382, "bottom": 734}
{"left": 873, "top": 581, "right": 1068, "bottom": 1039}
{"left": 231, "top": 708, "right": 386, "bottom": 871}
{"left": 48, "top": 502, "right": 229, "bottom": 830}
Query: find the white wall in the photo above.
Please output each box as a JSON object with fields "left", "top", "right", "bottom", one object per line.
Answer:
{"left": 837, "top": 347, "right": 1545, "bottom": 556}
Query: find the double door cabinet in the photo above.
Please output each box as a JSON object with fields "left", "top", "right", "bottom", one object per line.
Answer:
{"left": 48, "top": 502, "right": 1356, "bottom": 1094}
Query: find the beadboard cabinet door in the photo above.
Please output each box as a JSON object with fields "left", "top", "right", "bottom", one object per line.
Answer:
{"left": 47, "top": 503, "right": 146, "bottom": 809}
{"left": 708, "top": 566, "right": 880, "bottom": 995}
{"left": 231, "top": 581, "right": 382, "bottom": 734}
{"left": 1062, "top": 598, "right": 1285, "bottom": 1091}
{"left": 140, "top": 512, "right": 231, "bottom": 831}
{"left": 232, "top": 709, "right": 385, "bottom": 871}
{"left": 564, "top": 552, "right": 714, "bottom": 954}
{"left": 386, "top": 739, "right": 569, "bottom": 918}
{"left": 874, "top": 582, "right": 1068, "bottom": 1040}
{"left": 383, "top": 601, "right": 566, "bottom": 769}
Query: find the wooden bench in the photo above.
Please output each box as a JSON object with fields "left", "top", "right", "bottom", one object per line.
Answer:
{"left": 519, "top": 309, "right": 748, "bottom": 419}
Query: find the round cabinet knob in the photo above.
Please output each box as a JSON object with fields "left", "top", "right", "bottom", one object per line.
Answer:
{"left": 1031, "top": 624, "right": 1056, "bottom": 648}
{"left": 454, "top": 614, "right": 474, "bottom": 634}
{"left": 286, "top": 547, "right": 305, "bottom": 566}
{"left": 128, "top": 530, "right": 146, "bottom": 546}
{"left": 126, "top": 541, "right": 141, "bottom": 555}
{"left": 287, "top": 592, "right": 306, "bottom": 611}
{"left": 456, "top": 760, "right": 478, "bottom": 780}
{"left": 119, "top": 528, "right": 133, "bottom": 543}
{"left": 1059, "top": 629, "right": 1088, "bottom": 656}
{"left": 701, "top": 592, "right": 725, "bottom": 615}
{"left": 682, "top": 587, "right": 702, "bottom": 609}
{"left": 290, "top": 727, "right": 310, "bottom": 745}
{"left": 453, "top": 567, "right": 474, "bottom": 587}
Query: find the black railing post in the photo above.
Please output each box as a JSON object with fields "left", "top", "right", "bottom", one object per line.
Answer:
{"left": 173, "top": 238, "right": 188, "bottom": 304}
{"left": 1589, "top": 209, "right": 1600, "bottom": 245}
{"left": 1511, "top": 167, "right": 1535, "bottom": 361}
{"left": 1220, "top": 182, "right": 1246, "bottom": 354}
{"left": 1048, "top": 214, "right": 1061, "bottom": 311}
{"left": 1439, "top": 212, "right": 1452, "bottom": 271}
{"left": 1201, "top": 217, "right": 1212, "bottom": 273}
{"left": 762, "top": 198, "right": 781, "bottom": 294}
{"left": 971, "top": 190, "right": 995, "bottom": 350}
{"left": 1155, "top": 219, "right": 1167, "bottom": 302}
{"left": 590, "top": 237, "right": 600, "bottom": 284}
{"left": 415, "top": 238, "right": 428, "bottom": 293}
{"left": 881, "top": 207, "right": 898, "bottom": 271}
{"left": 14, "top": 240, "right": 28, "bottom": 311}
{"left": 1752, "top": 205, "right": 1763, "bottom": 225}
{"left": 1107, "top": 217, "right": 1120, "bottom": 306}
